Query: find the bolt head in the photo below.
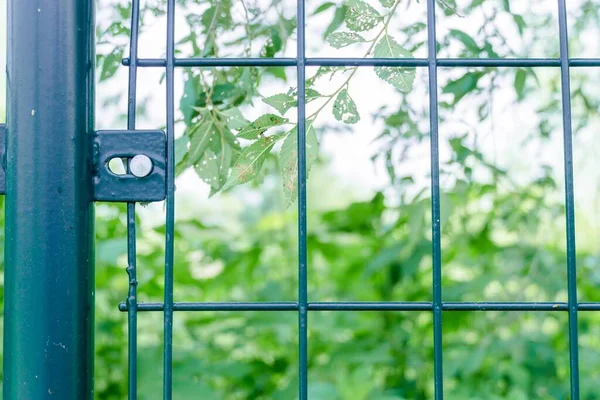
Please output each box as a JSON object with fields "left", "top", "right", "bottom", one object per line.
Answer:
{"left": 130, "top": 155, "right": 153, "bottom": 178}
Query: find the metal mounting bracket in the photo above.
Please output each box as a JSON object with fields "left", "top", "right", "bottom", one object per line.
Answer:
{"left": 92, "top": 130, "right": 167, "bottom": 202}
{"left": 0, "top": 127, "right": 166, "bottom": 202}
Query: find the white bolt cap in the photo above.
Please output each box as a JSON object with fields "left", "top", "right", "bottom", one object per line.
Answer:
{"left": 130, "top": 155, "right": 153, "bottom": 178}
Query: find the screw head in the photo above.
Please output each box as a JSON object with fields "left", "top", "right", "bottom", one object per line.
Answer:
{"left": 130, "top": 155, "right": 153, "bottom": 178}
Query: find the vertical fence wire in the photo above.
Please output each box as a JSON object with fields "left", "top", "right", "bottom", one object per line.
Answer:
{"left": 296, "top": 0, "right": 309, "bottom": 398}
{"left": 426, "top": 0, "right": 444, "bottom": 398}
{"left": 557, "top": 0, "right": 580, "bottom": 398}
{"left": 125, "top": 1, "right": 142, "bottom": 398}
{"left": 163, "top": 0, "right": 177, "bottom": 398}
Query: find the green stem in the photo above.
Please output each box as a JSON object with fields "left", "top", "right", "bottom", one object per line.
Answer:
{"left": 305, "top": 0, "right": 402, "bottom": 121}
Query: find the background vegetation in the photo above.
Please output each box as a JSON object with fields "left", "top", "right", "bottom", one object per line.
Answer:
{"left": 3, "top": 0, "right": 600, "bottom": 398}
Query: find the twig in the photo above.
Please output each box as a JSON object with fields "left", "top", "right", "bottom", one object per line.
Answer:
{"left": 306, "top": 0, "right": 403, "bottom": 121}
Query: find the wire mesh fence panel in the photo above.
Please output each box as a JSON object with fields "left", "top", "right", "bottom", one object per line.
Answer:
{"left": 116, "top": 0, "right": 600, "bottom": 399}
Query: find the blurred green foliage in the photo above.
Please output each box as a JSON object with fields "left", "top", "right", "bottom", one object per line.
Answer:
{"left": 87, "top": 176, "right": 600, "bottom": 399}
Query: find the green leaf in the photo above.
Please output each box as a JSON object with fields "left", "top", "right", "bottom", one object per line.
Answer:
{"left": 100, "top": 47, "right": 124, "bottom": 81}
{"left": 263, "top": 93, "right": 296, "bottom": 115}
{"left": 220, "top": 108, "right": 249, "bottom": 130}
{"left": 306, "top": 88, "right": 323, "bottom": 103}
{"left": 345, "top": 0, "right": 382, "bottom": 32}
{"left": 513, "top": 14, "right": 526, "bottom": 36}
{"left": 262, "top": 27, "right": 283, "bottom": 58}
{"left": 333, "top": 88, "right": 360, "bottom": 124}
{"left": 373, "top": 35, "right": 415, "bottom": 92}
{"left": 313, "top": 2, "right": 336, "bottom": 15}
{"left": 201, "top": 4, "right": 233, "bottom": 31}
{"left": 237, "top": 114, "right": 289, "bottom": 140}
{"left": 324, "top": 6, "right": 347, "bottom": 39}
{"left": 265, "top": 66, "right": 287, "bottom": 81}
{"left": 449, "top": 29, "right": 479, "bottom": 53}
{"left": 326, "top": 32, "right": 367, "bottom": 48}
{"left": 438, "top": 0, "right": 459, "bottom": 15}
{"left": 174, "top": 136, "right": 189, "bottom": 168}
{"left": 211, "top": 130, "right": 239, "bottom": 193}
{"left": 184, "top": 83, "right": 243, "bottom": 117}
{"left": 291, "top": 88, "right": 323, "bottom": 103}
{"left": 514, "top": 69, "right": 527, "bottom": 101}
{"left": 379, "top": 0, "right": 395, "bottom": 7}
{"left": 468, "top": 0, "right": 485, "bottom": 9}
{"left": 279, "top": 124, "right": 319, "bottom": 208}
{"left": 117, "top": 4, "right": 132, "bottom": 19}
{"left": 443, "top": 72, "right": 485, "bottom": 104}
{"left": 209, "top": 122, "right": 240, "bottom": 157}
{"left": 223, "top": 135, "right": 283, "bottom": 190}
{"left": 181, "top": 75, "right": 199, "bottom": 126}
{"left": 195, "top": 150, "right": 222, "bottom": 190}
{"left": 208, "top": 83, "right": 243, "bottom": 104}
{"left": 307, "top": 66, "right": 336, "bottom": 86}
{"left": 483, "top": 41, "right": 499, "bottom": 58}
{"left": 181, "top": 119, "right": 216, "bottom": 169}
{"left": 212, "top": 144, "right": 234, "bottom": 193}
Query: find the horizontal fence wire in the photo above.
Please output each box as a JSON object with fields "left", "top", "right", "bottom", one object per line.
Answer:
{"left": 119, "top": 0, "right": 594, "bottom": 399}
{"left": 123, "top": 57, "right": 600, "bottom": 68}
{"left": 118, "top": 302, "right": 600, "bottom": 312}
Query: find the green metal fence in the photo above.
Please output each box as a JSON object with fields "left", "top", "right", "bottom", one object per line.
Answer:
{"left": 3, "top": 0, "right": 600, "bottom": 399}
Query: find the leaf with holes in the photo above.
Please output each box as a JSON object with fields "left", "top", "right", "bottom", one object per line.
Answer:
{"left": 290, "top": 88, "right": 323, "bottom": 103}
{"left": 326, "top": 32, "right": 367, "bottom": 48}
{"left": 220, "top": 107, "right": 249, "bottom": 130}
{"left": 178, "top": 119, "right": 216, "bottom": 172}
{"left": 263, "top": 93, "right": 296, "bottom": 115}
{"left": 209, "top": 129, "right": 239, "bottom": 194}
{"left": 100, "top": 46, "right": 124, "bottom": 82}
{"left": 262, "top": 27, "right": 283, "bottom": 58}
{"left": 195, "top": 141, "right": 235, "bottom": 194}
{"left": 223, "top": 135, "right": 284, "bottom": 190}
{"left": 195, "top": 150, "right": 221, "bottom": 190}
{"left": 373, "top": 35, "right": 415, "bottom": 92}
{"left": 237, "top": 114, "right": 289, "bottom": 140}
{"left": 345, "top": 0, "right": 382, "bottom": 32}
{"left": 333, "top": 89, "right": 360, "bottom": 124}
{"left": 279, "top": 124, "right": 319, "bottom": 208}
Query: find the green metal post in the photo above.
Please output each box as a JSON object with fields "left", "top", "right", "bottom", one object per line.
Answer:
{"left": 4, "top": 1, "right": 95, "bottom": 399}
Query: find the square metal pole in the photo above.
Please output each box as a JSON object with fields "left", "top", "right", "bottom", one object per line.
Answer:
{"left": 4, "top": 1, "right": 95, "bottom": 398}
